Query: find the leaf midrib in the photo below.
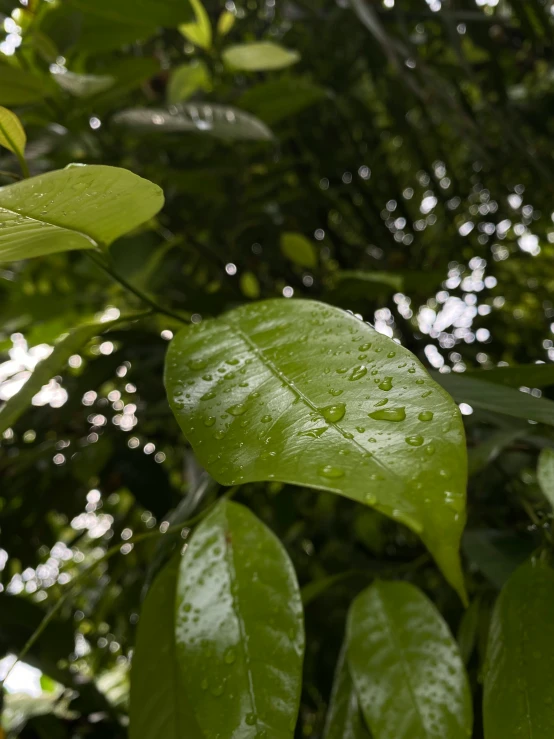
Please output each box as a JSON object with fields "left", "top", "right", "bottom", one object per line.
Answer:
{"left": 222, "top": 318, "right": 403, "bottom": 486}
{"left": 0, "top": 203, "right": 96, "bottom": 249}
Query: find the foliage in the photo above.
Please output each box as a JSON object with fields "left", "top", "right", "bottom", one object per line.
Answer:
{"left": 1, "top": 1, "right": 554, "bottom": 738}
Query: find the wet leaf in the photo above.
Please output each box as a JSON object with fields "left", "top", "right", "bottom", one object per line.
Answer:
{"left": 483, "top": 558, "right": 554, "bottom": 739}
{"left": 0, "top": 107, "right": 26, "bottom": 158}
{"left": 223, "top": 41, "right": 300, "bottom": 71}
{"left": 165, "top": 299, "right": 468, "bottom": 600}
{"left": 323, "top": 642, "right": 371, "bottom": 739}
{"left": 0, "top": 165, "right": 163, "bottom": 262}
{"left": 113, "top": 104, "right": 273, "bottom": 141}
{"left": 281, "top": 232, "right": 317, "bottom": 268}
{"left": 537, "top": 448, "right": 554, "bottom": 509}
{"left": 130, "top": 558, "right": 202, "bottom": 739}
{"left": 175, "top": 499, "right": 304, "bottom": 737}
{"left": 347, "top": 581, "right": 472, "bottom": 739}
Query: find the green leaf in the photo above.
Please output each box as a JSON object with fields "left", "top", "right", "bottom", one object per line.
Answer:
{"left": 323, "top": 642, "right": 371, "bottom": 739}
{"left": 238, "top": 77, "right": 327, "bottom": 124}
{"left": 0, "top": 316, "right": 123, "bottom": 434}
{"left": 175, "top": 499, "right": 304, "bottom": 736}
{"left": 457, "top": 597, "right": 481, "bottom": 665}
{"left": 483, "top": 558, "right": 554, "bottom": 739}
{"left": 462, "top": 529, "right": 536, "bottom": 589}
{"left": 165, "top": 299, "right": 468, "bottom": 600}
{"left": 51, "top": 69, "right": 114, "bottom": 97}
{"left": 537, "top": 448, "right": 554, "bottom": 509}
{"left": 0, "top": 165, "right": 164, "bottom": 262}
{"left": 240, "top": 271, "right": 261, "bottom": 299}
{"left": 347, "top": 581, "right": 472, "bottom": 739}
{"left": 0, "top": 107, "right": 26, "bottom": 158}
{"left": 466, "top": 363, "right": 554, "bottom": 388}
{"left": 130, "top": 557, "right": 202, "bottom": 739}
{"left": 435, "top": 371, "right": 554, "bottom": 426}
{"left": 113, "top": 105, "right": 273, "bottom": 141}
{"left": 167, "top": 62, "right": 212, "bottom": 105}
{"left": 217, "top": 10, "right": 235, "bottom": 37}
{"left": 179, "top": 0, "right": 212, "bottom": 50}
{"left": 0, "top": 64, "right": 56, "bottom": 106}
{"left": 468, "top": 428, "right": 528, "bottom": 476}
{"left": 281, "top": 232, "right": 318, "bottom": 268}
{"left": 331, "top": 270, "right": 404, "bottom": 293}
{"left": 223, "top": 42, "right": 300, "bottom": 72}
{"left": 67, "top": 0, "right": 193, "bottom": 28}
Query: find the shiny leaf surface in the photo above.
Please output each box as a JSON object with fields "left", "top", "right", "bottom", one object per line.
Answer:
{"left": 347, "top": 581, "right": 472, "bottom": 739}
{"left": 130, "top": 558, "right": 202, "bottom": 739}
{"left": 113, "top": 105, "right": 273, "bottom": 141}
{"left": 175, "top": 499, "right": 304, "bottom": 737}
{"left": 0, "top": 165, "right": 164, "bottom": 262}
{"left": 323, "top": 642, "right": 371, "bottom": 739}
{"left": 223, "top": 42, "right": 300, "bottom": 71}
{"left": 483, "top": 558, "right": 554, "bottom": 739}
{"left": 165, "top": 299, "right": 468, "bottom": 599}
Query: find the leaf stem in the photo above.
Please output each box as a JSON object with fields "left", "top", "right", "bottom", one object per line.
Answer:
{"left": 85, "top": 250, "right": 189, "bottom": 325}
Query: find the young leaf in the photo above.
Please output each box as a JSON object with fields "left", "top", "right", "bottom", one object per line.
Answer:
{"left": 165, "top": 299, "right": 468, "bottom": 600}
{"left": 130, "top": 558, "right": 202, "bottom": 739}
{"left": 537, "top": 448, "right": 554, "bottom": 509}
{"left": 435, "top": 371, "right": 554, "bottom": 426}
{"left": 0, "top": 316, "right": 123, "bottom": 434}
{"left": 483, "top": 558, "right": 554, "bottom": 739}
{"left": 323, "top": 642, "right": 371, "bottom": 739}
{"left": 113, "top": 105, "right": 273, "bottom": 141}
{"left": 281, "top": 232, "right": 317, "bottom": 268}
{"left": 179, "top": 0, "right": 212, "bottom": 50}
{"left": 217, "top": 10, "right": 235, "bottom": 37}
{"left": 0, "top": 107, "right": 26, "bottom": 158}
{"left": 167, "top": 62, "right": 212, "bottom": 105}
{"left": 51, "top": 70, "right": 114, "bottom": 97}
{"left": 223, "top": 41, "right": 300, "bottom": 71}
{"left": 347, "top": 581, "right": 473, "bottom": 739}
{"left": 0, "top": 165, "right": 164, "bottom": 262}
{"left": 175, "top": 499, "right": 304, "bottom": 737}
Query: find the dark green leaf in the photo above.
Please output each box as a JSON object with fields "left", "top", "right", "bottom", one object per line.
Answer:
{"left": 130, "top": 557, "right": 202, "bottom": 739}
{"left": 347, "top": 581, "right": 472, "bottom": 739}
{"left": 462, "top": 529, "right": 536, "bottom": 589}
{"left": 537, "top": 448, "right": 554, "bottom": 508}
{"left": 483, "top": 558, "right": 554, "bottom": 739}
{"left": 465, "top": 364, "right": 554, "bottom": 388}
{"left": 175, "top": 500, "right": 304, "bottom": 737}
{"left": 323, "top": 642, "right": 371, "bottom": 739}
{"left": 165, "top": 299, "right": 468, "bottom": 599}
{"left": 281, "top": 232, "right": 318, "bottom": 268}
{"left": 468, "top": 428, "right": 528, "bottom": 476}
{"left": 0, "top": 64, "right": 56, "bottom": 105}
{"left": 238, "top": 77, "right": 327, "bottom": 124}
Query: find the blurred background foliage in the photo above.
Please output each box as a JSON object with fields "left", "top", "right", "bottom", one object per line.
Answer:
{"left": 1, "top": 0, "right": 554, "bottom": 736}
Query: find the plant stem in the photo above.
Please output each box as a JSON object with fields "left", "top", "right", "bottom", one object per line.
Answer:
{"left": 85, "top": 250, "right": 189, "bottom": 325}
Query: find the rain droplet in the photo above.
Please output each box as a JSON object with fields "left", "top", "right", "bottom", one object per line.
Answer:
{"left": 261, "top": 415, "right": 272, "bottom": 423}
{"left": 405, "top": 435, "right": 424, "bottom": 447}
{"left": 298, "top": 426, "right": 328, "bottom": 438}
{"left": 245, "top": 713, "right": 257, "bottom": 726}
{"left": 369, "top": 407, "right": 406, "bottom": 422}
{"left": 375, "top": 398, "right": 388, "bottom": 407}
{"left": 204, "top": 416, "right": 216, "bottom": 427}
{"left": 319, "top": 403, "right": 346, "bottom": 423}
{"left": 418, "top": 411, "right": 434, "bottom": 422}
{"left": 378, "top": 376, "right": 393, "bottom": 391}
{"left": 224, "top": 648, "right": 236, "bottom": 664}
{"left": 214, "top": 429, "right": 226, "bottom": 440}
{"left": 202, "top": 374, "right": 213, "bottom": 381}
{"left": 188, "top": 358, "right": 207, "bottom": 370}
{"left": 318, "top": 464, "right": 345, "bottom": 479}
{"left": 328, "top": 388, "right": 343, "bottom": 397}
{"left": 336, "top": 367, "right": 348, "bottom": 374}
{"left": 387, "top": 351, "right": 396, "bottom": 358}
{"left": 349, "top": 365, "right": 367, "bottom": 381}
{"left": 359, "top": 342, "right": 372, "bottom": 351}
{"left": 365, "top": 493, "right": 377, "bottom": 505}
{"left": 227, "top": 403, "right": 247, "bottom": 416}
{"left": 201, "top": 391, "right": 216, "bottom": 400}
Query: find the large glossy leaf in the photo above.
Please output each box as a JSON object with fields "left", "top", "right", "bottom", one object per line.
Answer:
{"left": 0, "top": 64, "right": 56, "bottom": 105}
{"left": 435, "top": 371, "right": 554, "bottom": 426}
{"left": 483, "top": 558, "right": 554, "bottom": 738}
{"left": 537, "top": 448, "right": 554, "bottom": 509}
{"left": 113, "top": 104, "right": 273, "bottom": 141}
{"left": 0, "top": 165, "right": 164, "bottom": 262}
{"left": 347, "top": 581, "right": 472, "bottom": 739}
{"left": 0, "top": 316, "right": 121, "bottom": 434}
{"left": 175, "top": 499, "right": 304, "bottom": 737}
{"left": 130, "top": 557, "right": 202, "bottom": 739}
{"left": 165, "top": 299, "right": 468, "bottom": 599}
{"left": 323, "top": 642, "right": 371, "bottom": 739}
{"left": 238, "top": 77, "right": 327, "bottom": 124}
{"left": 223, "top": 41, "right": 300, "bottom": 71}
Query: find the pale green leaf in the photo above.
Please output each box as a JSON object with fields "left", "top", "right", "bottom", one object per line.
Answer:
{"left": 483, "top": 558, "right": 554, "bottom": 739}
{"left": 113, "top": 104, "right": 273, "bottom": 141}
{"left": 0, "top": 165, "right": 164, "bottom": 262}
{"left": 179, "top": 0, "right": 212, "bottom": 50}
{"left": 130, "top": 557, "right": 202, "bottom": 739}
{"left": 175, "top": 499, "right": 304, "bottom": 737}
{"left": 281, "top": 232, "right": 317, "bottom": 268}
{"left": 165, "top": 299, "right": 468, "bottom": 601}
{"left": 323, "top": 642, "right": 371, "bottom": 739}
{"left": 347, "top": 581, "right": 472, "bottom": 739}
{"left": 0, "top": 317, "right": 122, "bottom": 434}
{"left": 223, "top": 41, "right": 300, "bottom": 71}
{"left": 51, "top": 69, "right": 114, "bottom": 97}
{"left": 240, "top": 271, "right": 261, "bottom": 299}
{"left": 167, "top": 62, "right": 212, "bottom": 105}
{"left": 0, "top": 107, "right": 26, "bottom": 157}
{"left": 217, "top": 10, "right": 235, "bottom": 37}
{"left": 537, "top": 448, "right": 554, "bottom": 509}
{"left": 435, "top": 371, "right": 554, "bottom": 426}
{"left": 238, "top": 77, "right": 327, "bottom": 124}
